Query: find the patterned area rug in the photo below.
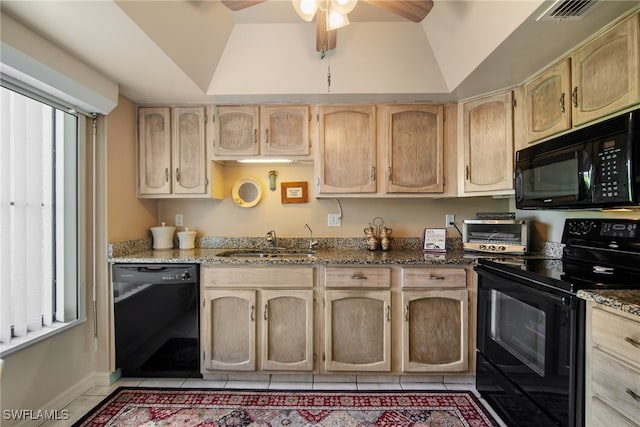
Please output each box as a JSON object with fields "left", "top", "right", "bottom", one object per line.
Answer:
{"left": 73, "top": 387, "right": 498, "bottom": 426}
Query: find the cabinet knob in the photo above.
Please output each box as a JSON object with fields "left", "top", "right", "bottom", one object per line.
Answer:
{"left": 250, "top": 304, "right": 255, "bottom": 321}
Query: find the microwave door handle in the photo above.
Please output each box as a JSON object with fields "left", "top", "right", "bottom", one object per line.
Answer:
{"left": 514, "top": 169, "right": 524, "bottom": 203}
{"left": 578, "top": 149, "right": 592, "bottom": 199}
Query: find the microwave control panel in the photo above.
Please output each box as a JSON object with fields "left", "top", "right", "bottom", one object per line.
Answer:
{"left": 594, "top": 139, "right": 629, "bottom": 202}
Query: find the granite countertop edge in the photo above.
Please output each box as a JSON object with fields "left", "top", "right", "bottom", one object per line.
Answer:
{"left": 108, "top": 248, "right": 476, "bottom": 266}
{"left": 577, "top": 289, "right": 640, "bottom": 318}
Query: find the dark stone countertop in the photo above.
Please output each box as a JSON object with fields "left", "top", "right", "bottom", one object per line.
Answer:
{"left": 109, "top": 247, "right": 477, "bottom": 266}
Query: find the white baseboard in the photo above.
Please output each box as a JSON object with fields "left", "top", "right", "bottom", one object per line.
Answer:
{"left": 13, "top": 375, "right": 94, "bottom": 427}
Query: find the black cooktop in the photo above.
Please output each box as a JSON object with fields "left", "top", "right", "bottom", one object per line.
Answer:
{"left": 477, "top": 256, "right": 640, "bottom": 294}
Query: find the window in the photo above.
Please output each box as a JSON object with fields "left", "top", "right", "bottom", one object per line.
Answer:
{"left": 0, "top": 84, "right": 85, "bottom": 355}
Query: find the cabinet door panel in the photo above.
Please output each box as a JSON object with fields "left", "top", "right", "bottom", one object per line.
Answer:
{"left": 524, "top": 60, "right": 572, "bottom": 143}
{"left": 262, "top": 105, "right": 310, "bottom": 156}
{"left": 139, "top": 108, "right": 171, "bottom": 195}
{"left": 317, "top": 105, "right": 377, "bottom": 193}
{"left": 173, "top": 107, "right": 206, "bottom": 194}
{"left": 402, "top": 290, "right": 468, "bottom": 372}
{"left": 462, "top": 91, "right": 514, "bottom": 193}
{"left": 262, "top": 290, "right": 313, "bottom": 371}
{"left": 325, "top": 290, "right": 391, "bottom": 371}
{"left": 203, "top": 290, "right": 256, "bottom": 371}
{"left": 215, "top": 106, "right": 259, "bottom": 156}
{"left": 571, "top": 14, "right": 640, "bottom": 126}
{"left": 384, "top": 105, "right": 444, "bottom": 193}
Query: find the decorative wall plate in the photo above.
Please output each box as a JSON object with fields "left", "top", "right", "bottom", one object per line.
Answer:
{"left": 232, "top": 177, "right": 262, "bottom": 208}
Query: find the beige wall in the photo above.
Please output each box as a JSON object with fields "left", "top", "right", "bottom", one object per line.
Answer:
{"left": 107, "top": 96, "right": 158, "bottom": 241}
{"left": 159, "top": 163, "right": 509, "bottom": 241}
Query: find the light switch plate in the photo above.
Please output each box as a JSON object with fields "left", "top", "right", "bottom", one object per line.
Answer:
{"left": 175, "top": 214, "right": 184, "bottom": 226}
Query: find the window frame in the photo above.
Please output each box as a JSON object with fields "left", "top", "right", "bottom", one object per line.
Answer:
{"left": 0, "top": 77, "right": 88, "bottom": 357}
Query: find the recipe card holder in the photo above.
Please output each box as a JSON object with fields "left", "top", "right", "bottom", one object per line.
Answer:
{"left": 422, "top": 228, "right": 446, "bottom": 253}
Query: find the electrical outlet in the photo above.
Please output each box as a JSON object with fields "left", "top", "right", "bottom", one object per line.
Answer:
{"left": 328, "top": 214, "right": 342, "bottom": 227}
{"left": 445, "top": 214, "right": 455, "bottom": 227}
{"left": 175, "top": 213, "right": 184, "bottom": 226}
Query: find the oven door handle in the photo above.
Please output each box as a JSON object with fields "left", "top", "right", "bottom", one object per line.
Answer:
{"left": 478, "top": 267, "right": 573, "bottom": 307}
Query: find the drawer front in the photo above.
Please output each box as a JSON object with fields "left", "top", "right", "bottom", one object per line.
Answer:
{"left": 590, "top": 397, "right": 638, "bottom": 427}
{"left": 203, "top": 266, "right": 314, "bottom": 288}
{"left": 402, "top": 267, "right": 466, "bottom": 288}
{"left": 592, "top": 308, "right": 640, "bottom": 364}
{"left": 591, "top": 347, "right": 640, "bottom": 424}
{"left": 325, "top": 267, "right": 391, "bottom": 289}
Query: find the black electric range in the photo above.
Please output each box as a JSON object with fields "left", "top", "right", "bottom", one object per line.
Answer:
{"left": 475, "top": 218, "right": 640, "bottom": 427}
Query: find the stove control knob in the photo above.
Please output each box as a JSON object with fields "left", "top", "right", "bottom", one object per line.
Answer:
{"left": 489, "top": 245, "right": 496, "bottom": 251}
{"left": 480, "top": 245, "right": 486, "bottom": 250}
{"left": 181, "top": 272, "right": 191, "bottom": 281}
{"left": 498, "top": 246, "right": 506, "bottom": 251}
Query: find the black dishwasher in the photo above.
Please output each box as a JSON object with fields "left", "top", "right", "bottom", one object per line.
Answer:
{"left": 112, "top": 264, "right": 200, "bottom": 378}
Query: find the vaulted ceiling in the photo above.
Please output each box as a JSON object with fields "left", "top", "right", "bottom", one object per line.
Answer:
{"left": 1, "top": 0, "right": 638, "bottom": 105}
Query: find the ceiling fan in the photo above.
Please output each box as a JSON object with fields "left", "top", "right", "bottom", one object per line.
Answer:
{"left": 221, "top": 0, "right": 434, "bottom": 53}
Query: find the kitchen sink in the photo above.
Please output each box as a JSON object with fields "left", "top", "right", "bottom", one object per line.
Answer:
{"left": 216, "top": 249, "right": 315, "bottom": 258}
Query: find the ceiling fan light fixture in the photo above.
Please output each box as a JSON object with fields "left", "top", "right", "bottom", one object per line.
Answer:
{"left": 326, "top": 8, "right": 350, "bottom": 30}
{"left": 293, "top": 0, "right": 319, "bottom": 22}
{"left": 332, "top": 0, "right": 357, "bottom": 14}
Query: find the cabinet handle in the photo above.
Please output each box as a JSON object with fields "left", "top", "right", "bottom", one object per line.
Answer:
{"left": 404, "top": 304, "right": 409, "bottom": 321}
{"left": 560, "top": 92, "right": 565, "bottom": 114}
{"left": 572, "top": 87, "right": 578, "bottom": 108}
{"left": 175, "top": 168, "right": 180, "bottom": 183}
{"left": 165, "top": 168, "right": 169, "bottom": 182}
{"left": 427, "top": 274, "right": 445, "bottom": 280}
{"left": 350, "top": 274, "right": 368, "bottom": 280}
{"left": 264, "top": 304, "right": 268, "bottom": 320}
{"left": 254, "top": 129, "right": 257, "bottom": 144}
{"left": 386, "top": 305, "right": 391, "bottom": 322}
{"left": 465, "top": 165, "right": 470, "bottom": 180}
{"left": 371, "top": 166, "right": 376, "bottom": 182}
{"left": 388, "top": 166, "right": 392, "bottom": 182}
{"left": 265, "top": 129, "right": 269, "bottom": 144}
{"left": 250, "top": 304, "right": 255, "bottom": 321}
{"left": 625, "top": 336, "right": 640, "bottom": 349}
{"left": 626, "top": 388, "right": 640, "bottom": 402}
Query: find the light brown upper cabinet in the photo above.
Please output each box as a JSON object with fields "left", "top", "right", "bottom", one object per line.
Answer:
{"left": 213, "top": 105, "right": 311, "bottom": 159}
{"left": 138, "top": 107, "right": 218, "bottom": 198}
{"left": 316, "top": 105, "right": 377, "bottom": 194}
{"left": 524, "top": 59, "right": 572, "bottom": 144}
{"left": 213, "top": 105, "right": 260, "bottom": 156}
{"left": 261, "top": 105, "right": 310, "bottom": 156}
{"left": 522, "top": 13, "right": 640, "bottom": 146}
{"left": 460, "top": 90, "right": 514, "bottom": 195}
{"left": 379, "top": 104, "right": 444, "bottom": 193}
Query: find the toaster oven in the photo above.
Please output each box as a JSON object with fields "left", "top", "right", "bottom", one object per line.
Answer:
{"left": 462, "top": 219, "right": 528, "bottom": 255}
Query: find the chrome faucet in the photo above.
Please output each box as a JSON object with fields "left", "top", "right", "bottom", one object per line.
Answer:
{"left": 305, "top": 224, "right": 318, "bottom": 252}
{"left": 266, "top": 230, "right": 277, "bottom": 248}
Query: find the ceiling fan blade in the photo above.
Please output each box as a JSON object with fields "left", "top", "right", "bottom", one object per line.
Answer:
{"left": 221, "top": 0, "right": 267, "bottom": 11}
{"left": 316, "top": 11, "right": 337, "bottom": 52}
{"left": 364, "top": 0, "right": 433, "bottom": 23}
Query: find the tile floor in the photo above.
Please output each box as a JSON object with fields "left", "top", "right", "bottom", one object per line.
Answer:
{"left": 41, "top": 377, "right": 508, "bottom": 426}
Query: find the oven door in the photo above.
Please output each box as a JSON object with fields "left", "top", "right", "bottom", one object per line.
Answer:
{"left": 476, "top": 265, "right": 584, "bottom": 427}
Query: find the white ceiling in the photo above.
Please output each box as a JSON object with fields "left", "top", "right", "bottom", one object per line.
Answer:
{"left": 1, "top": 0, "right": 638, "bottom": 105}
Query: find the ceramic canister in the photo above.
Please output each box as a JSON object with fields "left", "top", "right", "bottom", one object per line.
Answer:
{"left": 177, "top": 228, "right": 196, "bottom": 250}
{"left": 150, "top": 222, "right": 176, "bottom": 250}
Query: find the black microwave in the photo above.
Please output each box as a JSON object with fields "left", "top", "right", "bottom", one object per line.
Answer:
{"left": 515, "top": 108, "right": 640, "bottom": 209}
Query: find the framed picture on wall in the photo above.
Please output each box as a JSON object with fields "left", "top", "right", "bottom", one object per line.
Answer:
{"left": 422, "top": 228, "right": 446, "bottom": 253}
{"left": 281, "top": 181, "right": 308, "bottom": 204}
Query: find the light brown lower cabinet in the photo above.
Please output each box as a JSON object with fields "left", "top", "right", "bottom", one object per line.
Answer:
{"left": 402, "top": 289, "right": 468, "bottom": 372}
{"left": 200, "top": 267, "right": 315, "bottom": 374}
{"left": 324, "top": 289, "right": 392, "bottom": 372}
{"left": 586, "top": 303, "right": 640, "bottom": 426}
